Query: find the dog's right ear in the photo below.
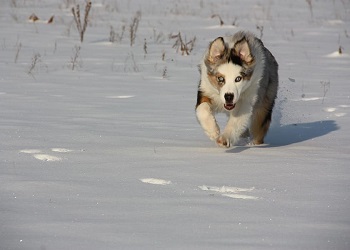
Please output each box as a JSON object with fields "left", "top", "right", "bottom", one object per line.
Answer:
{"left": 208, "top": 37, "right": 226, "bottom": 64}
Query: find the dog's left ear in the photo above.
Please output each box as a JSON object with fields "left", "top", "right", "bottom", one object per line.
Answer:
{"left": 233, "top": 38, "right": 253, "bottom": 64}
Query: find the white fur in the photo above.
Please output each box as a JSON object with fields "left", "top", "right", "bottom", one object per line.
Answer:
{"left": 196, "top": 102, "right": 219, "bottom": 140}
{"left": 197, "top": 60, "right": 260, "bottom": 147}
{"left": 217, "top": 63, "right": 247, "bottom": 105}
{"left": 218, "top": 100, "right": 253, "bottom": 147}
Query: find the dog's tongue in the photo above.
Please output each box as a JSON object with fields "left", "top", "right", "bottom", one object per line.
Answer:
{"left": 224, "top": 103, "right": 235, "bottom": 110}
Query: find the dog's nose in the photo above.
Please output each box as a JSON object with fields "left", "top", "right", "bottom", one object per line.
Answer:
{"left": 224, "top": 93, "right": 234, "bottom": 103}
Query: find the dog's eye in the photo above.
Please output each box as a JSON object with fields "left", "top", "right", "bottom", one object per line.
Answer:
{"left": 235, "top": 76, "right": 242, "bottom": 82}
{"left": 217, "top": 76, "right": 225, "bottom": 84}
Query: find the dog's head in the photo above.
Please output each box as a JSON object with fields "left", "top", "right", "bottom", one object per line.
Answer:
{"left": 204, "top": 37, "right": 254, "bottom": 111}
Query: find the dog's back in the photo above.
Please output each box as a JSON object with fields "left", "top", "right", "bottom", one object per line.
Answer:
{"left": 231, "top": 31, "right": 279, "bottom": 144}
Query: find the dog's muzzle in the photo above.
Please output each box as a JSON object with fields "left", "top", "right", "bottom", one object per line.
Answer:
{"left": 224, "top": 93, "right": 235, "bottom": 110}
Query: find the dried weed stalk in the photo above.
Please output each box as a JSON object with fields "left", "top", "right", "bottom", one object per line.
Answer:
{"left": 29, "top": 13, "right": 39, "bottom": 22}
{"left": 305, "top": 0, "right": 313, "bottom": 19}
{"left": 338, "top": 46, "right": 343, "bottom": 54}
{"left": 320, "top": 81, "right": 330, "bottom": 104}
{"left": 124, "top": 52, "right": 139, "bottom": 72}
{"left": 70, "top": 45, "right": 81, "bottom": 70}
{"left": 256, "top": 25, "right": 264, "bottom": 39}
{"left": 170, "top": 32, "right": 196, "bottom": 56}
{"left": 109, "top": 25, "right": 126, "bottom": 43}
{"left": 162, "top": 66, "right": 167, "bottom": 78}
{"left": 28, "top": 52, "right": 41, "bottom": 77}
{"left": 211, "top": 14, "right": 224, "bottom": 26}
{"left": 130, "top": 11, "right": 141, "bottom": 46}
{"left": 14, "top": 42, "right": 22, "bottom": 63}
{"left": 72, "top": 1, "right": 91, "bottom": 42}
{"left": 143, "top": 38, "right": 147, "bottom": 58}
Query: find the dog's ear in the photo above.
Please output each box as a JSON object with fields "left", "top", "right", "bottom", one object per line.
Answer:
{"left": 233, "top": 38, "right": 253, "bottom": 64}
{"left": 208, "top": 37, "right": 226, "bottom": 63}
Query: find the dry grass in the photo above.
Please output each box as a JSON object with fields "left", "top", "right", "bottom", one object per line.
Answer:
{"left": 130, "top": 11, "right": 141, "bottom": 46}
{"left": 14, "top": 42, "right": 22, "bottom": 63}
{"left": 70, "top": 45, "right": 81, "bottom": 70}
{"left": 71, "top": 1, "right": 91, "bottom": 42}
{"left": 211, "top": 14, "right": 224, "bottom": 26}
{"left": 170, "top": 32, "right": 196, "bottom": 56}
{"left": 27, "top": 52, "right": 41, "bottom": 78}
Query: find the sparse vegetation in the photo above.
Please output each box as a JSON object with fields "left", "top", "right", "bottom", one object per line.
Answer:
{"left": 48, "top": 15, "right": 54, "bottom": 24}
{"left": 29, "top": 13, "right": 39, "bottom": 22}
{"left": 109, "top": 26, "right": 116, "bottom": 43}
{"left": 337, "top": 33, "right": 344, "bottom": 55}
{"left": 320, "top": 80, "right": 330, "bottom": 104}
{"left": 109, "top": 24, "right": 126, "bottom": 43}
{"left": 211, "top": 14, "right": 224, "bottom": 26}
{"left": 256, "top": 25, "right": 264, "bottom": 39}
{"left": 338, "top": 46, "right": 343, "bottom": 54}
{"left": 14, "top": 42, "right": 21, "bottom": 63}
{"left": 130, "top": 11, "right": 141, "bottom": 46}
{"left": 70, "top": 45, "right": 81, "bottom": 70}
{"left": 345, "top": 30, "right": 349, "bottom": 38}
{"left": 305, "top": 0, "right": 313, "bottom": 20}
{"left": 27, "top": 52, "right": 41, "bottom": 77}
{"left": 170, "top": 32, "right": 196, "bottom": 56}
{"left": 143, "top": 39, "right": 147, "bottom": 59}
{"left": 71, "top": 1, "right": 91, "bottom": 42}
{"left": 28, "top": 13, "right": 54, "bottom": 24}
{"left": 153, "top": 29, "right": 166, "bottom": 44}
{"left": 162, "top": 66, "right": 167, "bottom": 78}
{"left": 124, "top": 52, "right": 139, "bottom": 72}
{"left": 232, "top": 17, "right": 238, "bottom": 26}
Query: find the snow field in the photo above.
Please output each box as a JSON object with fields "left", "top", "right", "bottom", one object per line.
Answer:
{"left": 1, "top": 0, "right": 350, "bottom": 249}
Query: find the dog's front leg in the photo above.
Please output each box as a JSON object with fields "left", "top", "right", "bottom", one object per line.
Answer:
{"left": 196, "top": 102, "right": 220, "bottom": 141}
{"left": 216, "top": 115, "right": 235, "bottom": 148}
{"left": 217, "top": 108, "right": 251, "bottom": 148}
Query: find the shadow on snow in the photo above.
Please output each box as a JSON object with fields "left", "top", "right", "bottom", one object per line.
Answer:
{"left": 227, "top": 120, "right": 339, "bottom": 153}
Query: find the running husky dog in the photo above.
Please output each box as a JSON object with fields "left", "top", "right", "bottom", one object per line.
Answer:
{"left": 196, "top": 31, "right": 278, "bottom": 147}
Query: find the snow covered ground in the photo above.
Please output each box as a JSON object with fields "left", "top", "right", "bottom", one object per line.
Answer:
{"left": 1, "top": 0, "right": 350, "bottom": 249}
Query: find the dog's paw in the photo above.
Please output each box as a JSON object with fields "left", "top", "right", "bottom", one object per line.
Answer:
{"left": 250, "top": 138, "right": 264, "bottom": 145}
{"left": 216, "top": 135, "right": 230, "bottom": 148}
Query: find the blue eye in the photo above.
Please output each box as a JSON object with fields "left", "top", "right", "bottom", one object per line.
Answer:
{"left": 235, "top": 76, "right": 242, "bottom": 82}
{"left": 217, "top": 76, "right": 225, "bottom": 84}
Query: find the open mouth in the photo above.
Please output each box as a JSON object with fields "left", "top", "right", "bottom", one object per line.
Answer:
{"left": 224, "top": 103, "right": 235, "bottom": 110}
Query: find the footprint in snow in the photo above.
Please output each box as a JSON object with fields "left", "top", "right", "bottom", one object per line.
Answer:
{"left": 140, "top": 178, "right": 172, "bottom": 185}
{"left": 51, "top": 148, "right": 73, "bottom": 153}
{"left": 198, "top": 185, "right": 261, "bottom": 200}
{"left": 323, "top": 105, "right": 348, "bottom": 117}
{"left": 106, "top": 95, "right": 135, "bottom": 99}
{"left": 20, "top": 148, "right": 73, "bottom": 162}
{"left": 139, "top": 178, "right": 262, "bottom": 200}
{"left": 33, "top": 154, "right": 62, "bottom": 162}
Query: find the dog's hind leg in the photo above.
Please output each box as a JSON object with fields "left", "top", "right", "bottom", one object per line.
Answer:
{"left": 240, "top": 128, "right": 250, "bottom": 139}
{"left": 196, "top": 91, "right": 220, "bottom": 141}
{"left": 250, "top": 99, "right": 274, "bottom": 145}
